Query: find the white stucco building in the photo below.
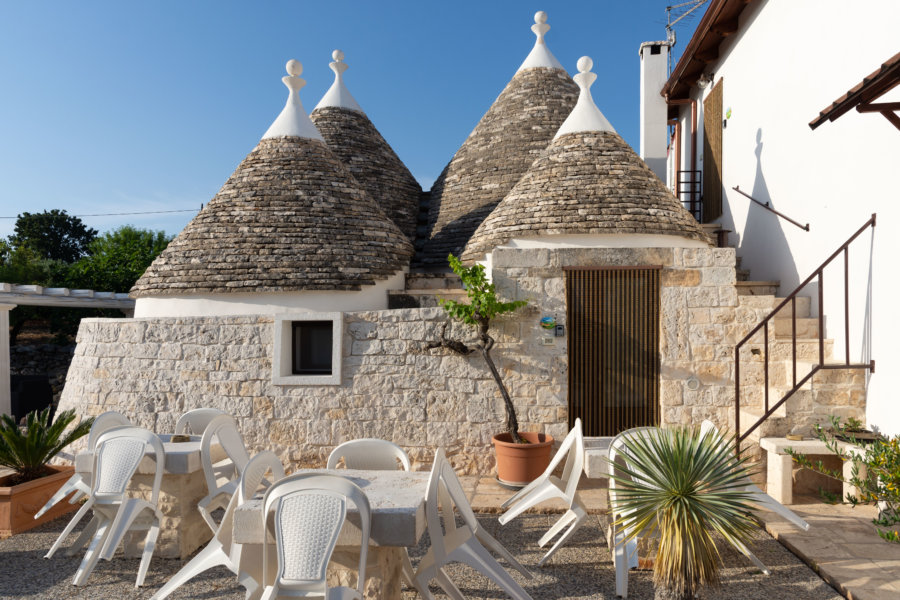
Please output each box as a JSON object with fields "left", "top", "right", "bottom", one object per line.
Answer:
{"left": 648, "top": 0, "right": 900, "bottom": 433}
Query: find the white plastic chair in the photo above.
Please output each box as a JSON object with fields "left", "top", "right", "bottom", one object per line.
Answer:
{"left": 259, "top": 473, "right": 371, "bottom": 600}
{"left": 48, "top": 427, "right": 165, "bottom": 587}
{"left": 36, "top": 411, "right": 132, "bottom": 520}
{"left": 174, "top": 407, "right": 226, "bottom": 436}
{"left": 327, "top": 438, "right": 411, "bottom": 471}
{"left": 326, "top": 438, "right": 424, "bottom": 595}
{"left": 150, "top": 451, "right": 285, "bottom": 600}
{"left": 414, "top": 448, "right": 534, "bottom": 600}
{"left": 699, "top": 420, "right": 810, "bottom": 531}
{"left": 608, "top": 426, "right": 774, "bottom": 599}
{"left": 498, "top": 418, "right": 587, "bottom": 566}
{"left": 198, "top": 414, "right": 251, "bottom": 533}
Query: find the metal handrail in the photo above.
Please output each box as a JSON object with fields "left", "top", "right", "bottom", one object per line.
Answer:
{"left": 732, "top": 186, "right": 810, "bottom": 232}
{"left": 734, "top": 214, "right": 876, "bottom": 453}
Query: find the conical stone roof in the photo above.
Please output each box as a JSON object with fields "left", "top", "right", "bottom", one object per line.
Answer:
{"left": 311, "top": 51, "right": 421, "bottom": 242}
{"left": 418, "top": 12, "right": 578, "bottom": 267}
{"left": 462, "top": 57, "right": 707, "bottom": 263}
{"left": 131, "top": 61, "right": 412, "bottom": 298}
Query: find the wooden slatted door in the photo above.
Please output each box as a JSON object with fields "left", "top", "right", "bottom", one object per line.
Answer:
{"left": 702, "top": 78, "right": 723, "bottom": 222}
{"left": 565, "top": 267, "right": 660, "bottom": 436}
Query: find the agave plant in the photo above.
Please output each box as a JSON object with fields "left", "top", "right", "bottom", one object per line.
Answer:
{"left": 0, "top": 406, "right": 93, "bottom": 485}
{"left": 609, "top": 426, "right": 759, "bottom": 600}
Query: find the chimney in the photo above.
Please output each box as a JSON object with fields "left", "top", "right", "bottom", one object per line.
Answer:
{"left": 639, "top": 41, "right": 670, "bottom": 182}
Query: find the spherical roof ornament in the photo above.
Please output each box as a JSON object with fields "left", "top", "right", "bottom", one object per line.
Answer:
{"left": 315, "top": 49, "right": 364, "bottom": 113}
{"left": 554, "top": 55, "right": 616, "bottom": 138}
{"left": 261, "top": 58, "right": 324, "bottom": 141}
{"left": 518, "top": 9, "right": 564, "bottom": 71}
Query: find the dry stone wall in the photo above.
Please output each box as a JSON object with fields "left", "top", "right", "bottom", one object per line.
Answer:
{"left": 61, "top": 245, "right": 842, "bottom": 474}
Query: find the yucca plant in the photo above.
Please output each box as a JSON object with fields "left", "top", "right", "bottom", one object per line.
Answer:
{"left": 0, "top": 406, "right": 93, "bottom": 485}
{"left": 608, "top": 426, "right": 759, "bottom": 600}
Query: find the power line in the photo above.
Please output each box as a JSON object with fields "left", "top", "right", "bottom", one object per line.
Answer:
{"left": 0, "top": 207, "right": 202, "bottom": 219}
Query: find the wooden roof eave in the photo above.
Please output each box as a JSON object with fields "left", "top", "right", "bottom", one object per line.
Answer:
{"left": 661, "top": 0, "right": 753, "bottom": 102}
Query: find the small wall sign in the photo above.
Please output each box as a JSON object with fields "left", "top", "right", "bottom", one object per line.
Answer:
{"left": 540, "top": 316, "right": 557, "bottom": 329}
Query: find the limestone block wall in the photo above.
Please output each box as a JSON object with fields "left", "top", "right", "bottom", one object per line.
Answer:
{"left": 59, "top": 245, "right": 811, "bottom": 474}
{"left": 57, "top": 305, "right": 566, "bottom": 474}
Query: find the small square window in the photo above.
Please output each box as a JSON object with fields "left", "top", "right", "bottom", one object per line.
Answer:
{"left": 273, "top": 312, "right": 342, "bottom": 385}
{"left": 292, "top": 321, "right": 333, "bottom": 375}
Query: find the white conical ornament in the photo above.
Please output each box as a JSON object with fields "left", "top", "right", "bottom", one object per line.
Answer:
{"left": 518, "top": 10, "right": 564, "bottom": 71}
{"left": 314, "top": 49, "right": 364, "bottom": 113}
{"left": 261, "top": 59, "right": 325, "bottom": 141}
{"left": 554, "top": 56, "right": 616, "bottom": 138}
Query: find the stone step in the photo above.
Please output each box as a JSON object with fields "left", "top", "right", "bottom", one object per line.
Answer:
{"left": 772, "top": 316, "right": 819, "bottom": 338}
{"left": 387, "top": 288, "right": 467, "bottom": 309}
{"left": 772, "top": 296, "right": 812, "bottom": 319}
{"left": 404, "top": 272, "right": 462, "bottom": 290}
{"left": 736, "top": 280, "right": 779, "bottom": 296}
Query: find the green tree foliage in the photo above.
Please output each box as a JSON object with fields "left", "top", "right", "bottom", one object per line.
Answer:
{"left": 8, "top": 209, "right": 97, "bottom": 262}
{"left": 429, "top": 254, "right": 528, "bottom": 442}
{"left": 69, "top": 226, "right": 171, "bottom": 291}
{"left": 1, "top": 213, "right": 171, "bottom": 344}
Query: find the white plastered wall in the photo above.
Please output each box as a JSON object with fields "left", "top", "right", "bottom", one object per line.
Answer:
{"left": 669, "top": 0, "right": 900, "bottom": 433}
{"left": 134, "top": 270, "right": 406, "bottom": 318}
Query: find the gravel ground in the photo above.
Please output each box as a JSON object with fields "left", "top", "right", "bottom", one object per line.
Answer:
{"left": 1, "top": 513, "right": 842, "bottom": 600}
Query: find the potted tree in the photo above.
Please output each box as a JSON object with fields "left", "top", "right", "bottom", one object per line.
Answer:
{"left": 0, "top": 406, "right": 92, "bottom": 536}
{"left": 428, "top": 254, "right": 554, "bottom": 486}
{"left": 608, "top": 426, "right": 758, "bottom": 600}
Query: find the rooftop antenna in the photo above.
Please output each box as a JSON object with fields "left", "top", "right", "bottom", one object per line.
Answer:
{"left": 665, "top": 1, "right": 709, "bottom": 74}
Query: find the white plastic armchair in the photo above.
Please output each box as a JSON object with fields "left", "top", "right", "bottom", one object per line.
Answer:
{"left": 699, "top": 420, "right": 809, "bottom": 531}
{"left": 259, "top": 474, "right": 371, "bottom": 600}
{"left": 36, "top": 411, "right": 132, "bottom": 520}
{"left": 174, "top": 407, "right": 226, "bottom": 436}
{"left": 150, "top": 451, "right": 285, "bottom": 600}
{"left": 327, "top": 438, "right": 411, "bottom": 471}
{"left": 198, "top": 414, "right": 251, "bottom": 533}
{"left": 49, "top": 427, "right": 165, "bottom": 587}
{"left": 414, "top": 448, "right": 534, "bottom": 600}
{"left": 499, "top": 418, "right": 587, "bottom": 566}
{"left": 326, "top": 438, "right": 425, "bottom": 595}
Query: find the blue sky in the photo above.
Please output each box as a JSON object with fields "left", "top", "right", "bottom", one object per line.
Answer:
{"left": 0, "top": 1, "right": 702, "bottom": 240}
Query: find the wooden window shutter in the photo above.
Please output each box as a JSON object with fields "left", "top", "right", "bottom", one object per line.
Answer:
{"left": 702, "top": 78, "right": 723, "bottom": 222}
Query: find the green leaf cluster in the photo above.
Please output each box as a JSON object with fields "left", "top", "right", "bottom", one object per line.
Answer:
{"left": 786, "top": 415, "right": 900, "bottom": 543}
{"left": 608, "top": 426, "right": 758, "bottom": 599}
{"left": 0, "top": 406, "right": 93, "bottom": 484}
{"left": 438, "top": 254, "right": 526, "bottom": 326}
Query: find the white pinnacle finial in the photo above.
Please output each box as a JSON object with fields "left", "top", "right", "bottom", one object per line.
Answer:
{"left": 314, "top": 49, "right": 364, "bottom": 113}
{"left": 261, "top": 59, "right": 324, "bottom": 141}
{"left": 554, "top": 55, "right": 616, "bottom": 138}
{"left": 518, "top": 10, "right": 564, "bottom": 72}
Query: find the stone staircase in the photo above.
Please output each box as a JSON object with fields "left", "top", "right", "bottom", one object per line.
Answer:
{"left": 730, "top": 279, "right": 866, "bottom": 447}
{"left": 387, "top": 271, "right": 466, "bottom": 309}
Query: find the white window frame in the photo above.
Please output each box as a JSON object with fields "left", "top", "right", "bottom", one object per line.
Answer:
{"left": 273, "top": 312, "right": 343, "bottom": 385}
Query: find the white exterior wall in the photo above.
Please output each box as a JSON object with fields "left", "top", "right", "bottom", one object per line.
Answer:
{"left": 640, "top": 41, "right": 671, "bottom": 181}
{"left": 133, "top": 270, "right": 407, "bottom": 318}
{"left": 670, "top": 0, "right": 900, "bottom": 433}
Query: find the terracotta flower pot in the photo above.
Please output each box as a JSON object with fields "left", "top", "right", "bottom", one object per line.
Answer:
{"left": 492, "top": 432, "right": 555, "bottom": 487}
{"left": 0, "top": 466, "right": 78, "bottom": 537}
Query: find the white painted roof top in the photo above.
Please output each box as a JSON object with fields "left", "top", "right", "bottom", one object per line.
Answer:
{"left": 314, "top": 50, "right": 364, "bottom": 113}
{"left": 261, "top": 59, "right": 325, "bottom": 141}
{"left": 517, "top": 11, "right": 564, "bottom": 72}
{"left": 554, "top": 56, "right": 616, "bottom": 138}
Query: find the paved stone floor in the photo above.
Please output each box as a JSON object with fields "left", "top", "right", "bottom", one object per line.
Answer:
{"left": 1, "top": 475, "right": 871, "bottom": 599}
{"left": 757, "top": 495, "right": 900, "bottom": 600}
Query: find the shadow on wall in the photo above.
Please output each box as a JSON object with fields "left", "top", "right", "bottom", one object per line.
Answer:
{"left": 737, "top": 128, "right": 799, "bottom": 292}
